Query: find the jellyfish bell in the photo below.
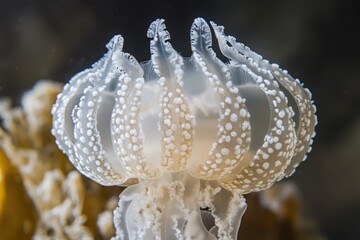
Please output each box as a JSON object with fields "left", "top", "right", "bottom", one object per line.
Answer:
{"left": 52, "top": 18, "right": 317, "bottom": 240}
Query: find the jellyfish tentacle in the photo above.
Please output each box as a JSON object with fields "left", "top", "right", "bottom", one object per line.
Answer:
{"left": 200, "top": 182, "right": 247, "bottom": 239}
{"left": 110, "top": 39, "right": 161, "bottom": 179}
{"left": 53, "top": 35, "right": 129, "bottom": 185}
{"left": 270, "top": 66, "right": 317, "bottom": 177}
{"left": 52, "top": 69, "right": 99, "bottom": 180}
{"left": 113, "top": 182, "right": 159, "bottom": 240}
{"left": 190, "top": 18, "right": 251, "bottom": 180}
{"left": 51, "top": 40, "right": 113, "bottom": 180}
{"left": 148, "top": 19, "right": 194, "bottom": 172}
{"left": 111, "top": 74, "right": 160, "bottom": 179}
{"left": 211, "top": 22, "right": 317, "bottom": 178}
{"left": 147, "top": 19, "right": 179, "bottom": 79}
{"left": 210, "top": 22, "right": 268, "bottom": 71}
{"left": 73, "top": 35, "right": 132, "bottom": 185}
{"left": 211, "top": 22, "right": 297, "bottom": 193}
{"left": 210, "top": 22, "right": 273, "bottom": 80}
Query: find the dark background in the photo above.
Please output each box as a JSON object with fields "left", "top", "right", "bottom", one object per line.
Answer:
{"left": 0, "top": 0, "right": 359, "bottom": 239}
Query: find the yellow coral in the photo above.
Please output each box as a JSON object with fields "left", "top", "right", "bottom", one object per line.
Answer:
{"left": 0, "top": 81, "right": 120, "bottom": 239}
{"left": 0, "top": 151, "right": 5, "bottom": 215}
{"left": 0, "top": 150, "right": 37, "bottom": 239}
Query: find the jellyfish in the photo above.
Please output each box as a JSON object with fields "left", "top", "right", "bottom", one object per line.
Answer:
{"left": 52, "top": 18, "right": 317, "bottom": 240}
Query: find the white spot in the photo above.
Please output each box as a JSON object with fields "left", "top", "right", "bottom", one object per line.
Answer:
{"left": 181, "top": 144, "right": 188, "bottom": 151}
{"left": 174, "top": 97, "right": 182, "bottom": 104}
{"left": 225, "top": 97, "right": 232, "bottom": 104}
{"left": 221, "top": 148, "right": 230, "bottom": 155}
{"left": 262, "top": 162, "right": 270, "bottom": 169}
{"left": 239, "top": 108, "right": 247, "bottom": 117}
{"left": 225, "top": 123, "right": 233, "bottom": 131}
{"left": 278, "top": 110, "right": 285, "bottom": 118}
{"left": 230, "top": 113, "right": 238, "bottom": 122}
{"left": 87, "top": 101, "right": 94, "bottom": 107}
{"left": 275, "top": 142, "right": 282, "bottom": 150}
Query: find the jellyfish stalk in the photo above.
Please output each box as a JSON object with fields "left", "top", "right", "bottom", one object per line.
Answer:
{"left": 52, "top": 18, "right": 317, "bottom": 240}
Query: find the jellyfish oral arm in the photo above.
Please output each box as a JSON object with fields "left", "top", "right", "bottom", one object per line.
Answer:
{"left": 113, "top": 172, "right": 246, "bottom": 240}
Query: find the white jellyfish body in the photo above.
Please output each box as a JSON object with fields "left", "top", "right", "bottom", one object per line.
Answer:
{"left": 52, "top": 18, "right": 317, "bottom": 240}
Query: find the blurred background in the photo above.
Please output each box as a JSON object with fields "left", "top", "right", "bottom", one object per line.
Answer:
{"left": 0, "top": 0, "right": 359, "bottom": 239}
